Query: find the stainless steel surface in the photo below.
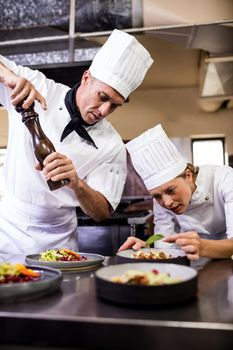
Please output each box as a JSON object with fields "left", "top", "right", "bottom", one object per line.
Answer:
{"left": 1, "top": 20, "right": 233, "bottom": 46}
{"left": 77, "top": 207, "right": 153, "bottom": 256}
{"left": 127, "top": 210, "right": 153, "bottom": 224}
{"left": 0, "top": 256, "right": 233, "bottom": 349}
{"left": 77, "top": 225, "right": 131, "bottom": 256}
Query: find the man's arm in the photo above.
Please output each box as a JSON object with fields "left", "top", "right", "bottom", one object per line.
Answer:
{"left": 39, "top": 151, "right": 111, "bottom": 221}
{"left": 0, "top": 61, "right": 46, "bottom": 110}
{"left": 72, "top": 178, "right": 111, "bottom": 221}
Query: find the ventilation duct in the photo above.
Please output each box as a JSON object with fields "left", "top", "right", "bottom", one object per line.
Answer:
{"left": 2, "top": 0, "right": 232, "bottom": 66}
{"left": 0, "top": 0, "right": 233, "bottom": 98}
{"left": 0, "top": 0, "right": 144, "bottom": 85}
{"left": 0, "top": 0, "right": 143, "bottom": 68}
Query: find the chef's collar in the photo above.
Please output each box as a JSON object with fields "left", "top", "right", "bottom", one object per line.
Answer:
{"left": 190, "top": 166, "right": 212, "bottom": 204}
{"left": 60, "top": 83, "right": 98, "bottom": 149}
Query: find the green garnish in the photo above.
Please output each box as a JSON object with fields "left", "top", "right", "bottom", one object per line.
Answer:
{"left": 40, "top": 249, "right": 60, "bottom": 261}
{"left": 145, "top": 234, "right": 164, "bottom": 247}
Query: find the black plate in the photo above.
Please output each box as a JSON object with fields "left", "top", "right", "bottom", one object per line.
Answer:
{"left": 95, "top": 263, "right": 197, "bottom": 305}
{"left": 116, "top": 248, "right": 189, "bottom": 266}
{"left": 0, "top": 265, "right": 62, "bottom": 303}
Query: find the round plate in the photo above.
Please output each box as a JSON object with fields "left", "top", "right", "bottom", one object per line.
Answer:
{"left": 0, "top": 265, "right": 62, "bottom": 303}
{"left": 95, "top": 263, "right": 197, "bottom": 305}
{"left": 116, "top": 248, "right": 189, "bottom": 266}
{"left": 25, "top": 252, "right": 105, "bottom": 271}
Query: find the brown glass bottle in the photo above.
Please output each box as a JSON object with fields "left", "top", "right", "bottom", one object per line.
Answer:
{"left": 15, "top": 101, "right": 70, "bottom": 191}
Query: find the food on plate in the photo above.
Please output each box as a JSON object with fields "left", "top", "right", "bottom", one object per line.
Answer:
{"left": 112, "top": 269, "right": 180, "bottom": 286}
{"left": 132, "top": 249, "right": 172, "bottom": 260}
{"left": 39, "top": 249, "right": 87, "bottom": 262}
{"left": 0, "top": 262, "right": 40, "bottom": 284}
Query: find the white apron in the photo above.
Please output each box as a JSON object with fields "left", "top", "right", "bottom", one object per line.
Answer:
{"left": 0, "top": 193, "right": 78, "bottom": 261}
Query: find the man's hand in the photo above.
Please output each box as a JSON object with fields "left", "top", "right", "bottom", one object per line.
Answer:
{"left": 36, "top": 151, "right": 111, "bottom": 222}
{"left": 41, "top": 151, "right": 77, "bottom": 187}
{"left": 10, "top": 76, "right": 47, "bottom": 110}
{"left": 0, "top": 62, "right": 47, "bottom": 110}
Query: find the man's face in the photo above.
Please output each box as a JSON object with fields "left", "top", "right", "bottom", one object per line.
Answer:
{"left": 77, "top": 70, "right": 125, "bottom": 125}
{"left": 149, "top": 171, "right": 194, "bottom": 215}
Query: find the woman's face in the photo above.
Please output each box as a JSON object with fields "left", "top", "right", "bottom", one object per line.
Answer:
{"left": 76, "top": 70, "right": 125, "bottom": 125}
{"left": 149, "top": 170, "right": 195, "bottom": 215}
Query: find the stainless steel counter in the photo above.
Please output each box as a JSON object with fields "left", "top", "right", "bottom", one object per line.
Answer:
{"left": 0, "top": 256, "right": 233, "bottom": 350}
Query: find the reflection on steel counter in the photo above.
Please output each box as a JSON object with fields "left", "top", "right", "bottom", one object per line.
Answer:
{"left": 76, "top": 196, "right": 153, "bottom": 256}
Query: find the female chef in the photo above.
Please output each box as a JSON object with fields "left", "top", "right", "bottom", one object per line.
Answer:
{"left": 119, "top": 124, "right": 233, "bottom": 261}
{"left": 0, "top": 29, "right": 153, "bottom": 260}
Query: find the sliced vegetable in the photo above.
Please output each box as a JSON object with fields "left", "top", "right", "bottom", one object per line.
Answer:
{"left": 0, "top": 262, "right": 40, "bottom": 284}
{"left": 39, "top": 249, "right": 87, "bottom": 262}
{"left": 145, "top": 234, "right": 164, "bottom": 247}
{"left": 112, "top": 269, "right": 180, "bottom": 286}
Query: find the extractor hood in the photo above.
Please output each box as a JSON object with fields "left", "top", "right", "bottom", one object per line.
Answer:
{"left": 0, "top": 0, "right": 233, "bottom": 101}
{"left": 150, "top": 22, "right": 233, "bottom": 104}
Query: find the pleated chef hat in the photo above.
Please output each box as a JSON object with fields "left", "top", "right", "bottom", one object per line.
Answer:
{"left": 89, "top": 29, "right": 153, "bottom": 99}
{"left": 126, "top": 124, "right": 187, "bottom": 190}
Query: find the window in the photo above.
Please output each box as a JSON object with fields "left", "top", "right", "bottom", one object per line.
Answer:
{"left": 0, "top": 148, "right": 6, "bottom": 198}
{"left": 191, "top": 137, "right": 226, "bottom": 166}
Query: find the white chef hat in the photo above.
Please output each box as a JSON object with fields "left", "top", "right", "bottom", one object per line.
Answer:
{"left": 126, "top": 124, "right": 187, "bottom": 190}
{"left": 89, "top": 29, "right": 153, "bottom": 99}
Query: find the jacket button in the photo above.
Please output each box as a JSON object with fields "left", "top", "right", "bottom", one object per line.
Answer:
{"left": 205, "top": 196, "right": 209, "bottom": 201}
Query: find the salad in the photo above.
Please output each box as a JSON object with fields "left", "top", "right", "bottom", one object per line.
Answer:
{"left": 0, "top": 262, "right": 40, "bottom": 284}
{"left": 132, "top": 249, "right": 172, "bottom": 260}
{"left": 39, "top": 249, "right": 87, "bottom": 262}
{"left": 112, "top": 269, "right": 180, "bottom": 286}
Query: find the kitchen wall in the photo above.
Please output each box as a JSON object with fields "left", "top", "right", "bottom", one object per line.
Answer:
{"left": 108, "top": 87, "right": 233, "bottom": 155}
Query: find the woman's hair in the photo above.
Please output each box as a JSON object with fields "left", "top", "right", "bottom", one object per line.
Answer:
{"left": 176, "top": 163, "right": 199, "bottom": 179}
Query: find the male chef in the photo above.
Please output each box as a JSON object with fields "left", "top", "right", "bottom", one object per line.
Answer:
{"left": 0, "top": 29, "right": 153, "bottom": 259}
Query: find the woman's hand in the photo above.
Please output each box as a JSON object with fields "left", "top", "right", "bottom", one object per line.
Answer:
{"left": 118, "top": 237, "right": 146, "bottom": 252}
{"left": 164, "top": 231, "right": 201, "bottom": 260}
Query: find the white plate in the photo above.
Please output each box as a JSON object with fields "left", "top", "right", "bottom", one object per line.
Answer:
{"left": 25, "top": 252, "right": 105, "bottom": 271}
{"left": 95, "top": 263, "right": 197, "bottom": 305}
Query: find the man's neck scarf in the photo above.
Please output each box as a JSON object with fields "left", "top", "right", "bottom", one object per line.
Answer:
{"left": 60, "top": 83, "right": 98, "bottom": 149}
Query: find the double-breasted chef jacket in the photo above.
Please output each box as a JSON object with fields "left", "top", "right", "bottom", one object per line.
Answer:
{"left": 153, "top": 164, "right": 233, "bottom": 240}
{"left": 0, "top": 55, "right": 127, "bottom": 260}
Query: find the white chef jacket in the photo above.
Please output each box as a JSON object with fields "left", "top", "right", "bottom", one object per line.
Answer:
{"left": 0, "top": 55, "right": 127, "bottom": 259}
{"left": 153, "top": 164, "right": 233, "bottom": 240}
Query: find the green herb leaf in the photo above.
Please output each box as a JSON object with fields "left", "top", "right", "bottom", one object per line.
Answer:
{"left": 145, "top": 234, "right": 164, "bottom": 247}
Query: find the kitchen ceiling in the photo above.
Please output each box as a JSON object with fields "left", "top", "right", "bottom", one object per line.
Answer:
{"left": 0, "top": 0, "right": 233, "bottom": 107}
